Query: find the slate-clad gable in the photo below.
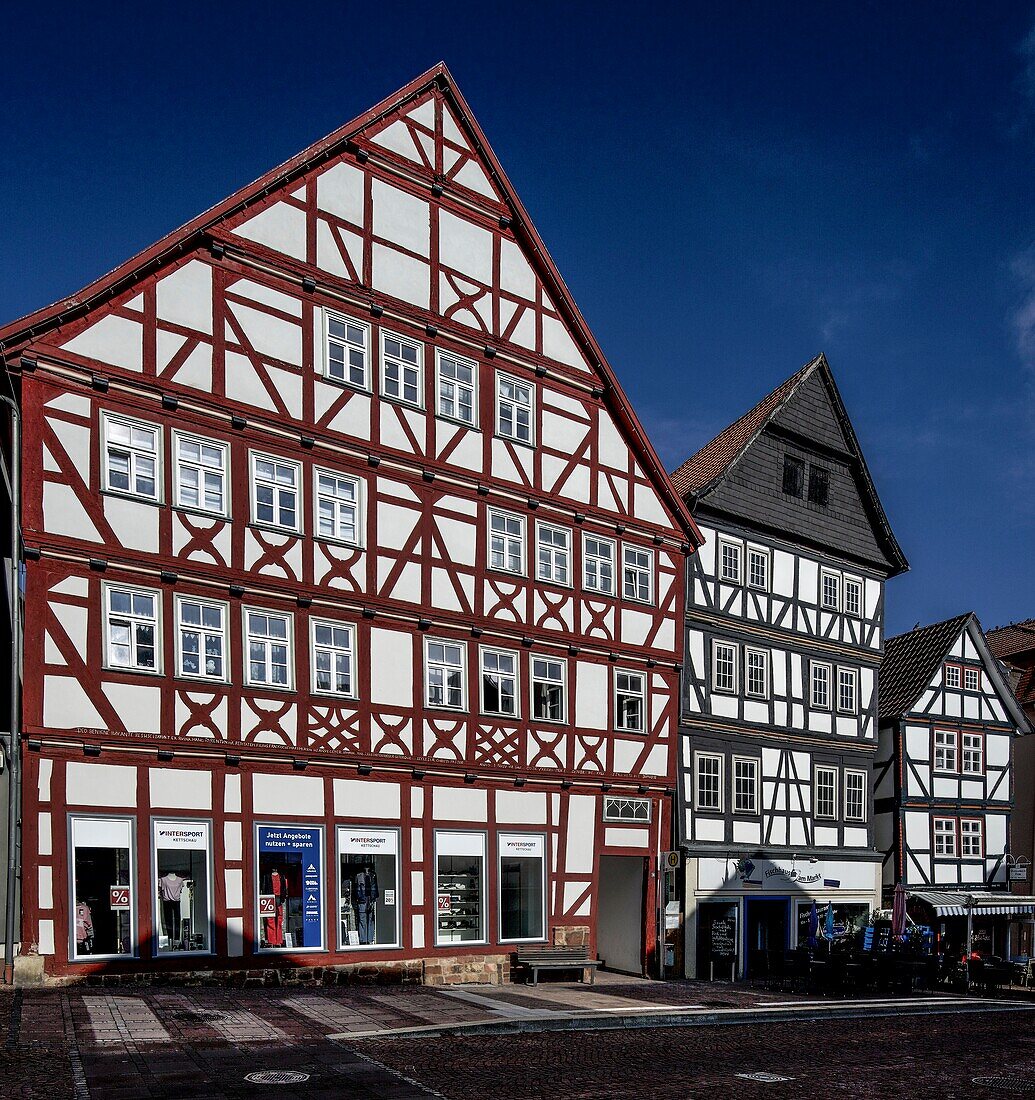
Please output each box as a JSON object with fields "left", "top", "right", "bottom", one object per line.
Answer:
{"left": 769, "top": 367, "right": 850, "bottom": 453}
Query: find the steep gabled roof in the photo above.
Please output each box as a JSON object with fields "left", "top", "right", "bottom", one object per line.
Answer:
{"left": 0, "top": 63, "right": 700, "bottom": 547}
{"left": 987, "top": 620, "right": 1035, "bottom": 659}
{"left": 880, "top": 612, "right": 1032, "bottom": 731}
{"left": 670, "top": 353, "right": 908, "bottom": 576}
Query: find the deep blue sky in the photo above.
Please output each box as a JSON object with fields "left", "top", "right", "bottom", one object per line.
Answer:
{"left": 3, "top": 3, "right": 1034, "bottom": 636}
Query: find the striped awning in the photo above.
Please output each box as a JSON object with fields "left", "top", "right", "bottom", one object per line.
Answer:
{"left": 909, "top": 890, "right": 1035, "bottom": 917}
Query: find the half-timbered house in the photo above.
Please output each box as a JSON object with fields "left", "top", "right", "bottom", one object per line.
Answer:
{"left": 670, "top": 355, "right": 907, "bottom": 979}
{"left": 876, "top": 614, "right": 1033, "bottom": 959}
{"left": 0, "top": 65, "right": 700, "bottom": 983}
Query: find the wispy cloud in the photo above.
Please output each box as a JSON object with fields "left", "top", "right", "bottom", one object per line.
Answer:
{"left": 1010, "top": 245, "right": 1035, "bottom": 375}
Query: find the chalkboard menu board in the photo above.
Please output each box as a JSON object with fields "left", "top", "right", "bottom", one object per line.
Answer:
{"left": 710, "top": 915, "right": 737, "bottom": 957}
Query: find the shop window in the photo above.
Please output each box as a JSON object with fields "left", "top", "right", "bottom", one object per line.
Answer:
{"left": 70, "top": 816, "right": 134, "bottom": 960}
{"left": 338, "top": 827, "right": 400, "bottom": 949}
{"left": 436, "top": 831, "right": 486, "bottom": 945}
{"left": 256, "top": 825, "right": 324, "bottom": 951}
{"left": 795, "top": 902, "right": 869, "bottom": 947}
{"left": 153, "top": 821, "right": 211, "bottom": 954}
{"left": 583, "top": 535, "right": 615, "bottom": 595}
{"left": 615, "top": 669, "right": 646, "bottom": 732}
{"left": 498, "top": 833, "right": 546, "bottom": 943}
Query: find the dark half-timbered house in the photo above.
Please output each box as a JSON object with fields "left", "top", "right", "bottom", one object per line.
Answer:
{"left": 876, "top": 614, "right": 1033, "bottom": 958}
{"left": 0, "top": 65, "right": 700, "bottom": 984}
{"left": 670, "top": 354, "right": 907, "bottom": 979}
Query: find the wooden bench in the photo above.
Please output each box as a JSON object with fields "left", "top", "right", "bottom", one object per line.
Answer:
{"left": 514, "top": 944, "right": 600, "bottom": 985}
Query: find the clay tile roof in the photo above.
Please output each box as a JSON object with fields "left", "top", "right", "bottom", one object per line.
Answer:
{"left": 879, "top": 613, "right": 974, "bottom": 720}
{"left": 670, "top": 357, "right": 820, "bottom": 499}
{"left": 1014, "top": 665, "right": 1035, "bottom": 709}
{"left": 986, "top": 620, "right": 1035, "bottom": 659}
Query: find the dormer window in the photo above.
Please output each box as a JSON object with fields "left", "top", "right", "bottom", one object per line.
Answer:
{"left": 782, "top": 455, "right": 804, "bottom": 498}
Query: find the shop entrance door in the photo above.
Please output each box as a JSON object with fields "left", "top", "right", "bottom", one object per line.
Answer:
{"left": 744, "top": 897, "right": 789, "bottom": 977}
{"left": 597, "top": 856, "right": 645, "bottom": 976}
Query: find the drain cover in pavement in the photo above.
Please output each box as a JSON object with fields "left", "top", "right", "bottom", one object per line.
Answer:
{"left": 245, "top": 1070, "right": 311, "bottom": 1085}
{"left": 174, "top": 1010, "right": 232, "bottom": 1023}
{"left": 973, "top": 1079, "right": 1035, "bottom": 1094}
{"left": 735, "top": 1072, "right": 794, "bottom": 1083}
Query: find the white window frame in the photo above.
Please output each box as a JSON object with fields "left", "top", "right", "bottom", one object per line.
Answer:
{"left": 314, "top": 467, "right": 363, "bottom": 547}
{"left": 434, "top": 830, "right": 488, "bottom": 948}
{"left": 933, "top": 817, "right": 957, "bottom": 858}
{"left": 479, "top": 647, "right": 519, "bottom": 719}
{"left": 820, "top": 568, "right": 841, "bottom": 612}
{"left": 718, "top": 538, "right": 742, "bottom": 584}
{"left": 961, "top": 731, "right": 984, "bottom": 775}
{"left": 837, "top": 667, "right": 858, "bottom": 715}
{"left": 844, "top": 576, "right": 863, "bottom": 617}
{"left": 69, "top": 815, "right": 137, "bottom": 962}
{"left": 487, "top": 509, "right": 526, "bottom": 575}
{"left": 324, "top": 310, "right": 370, "bottom": 390}
{"left": 944, "top": 663, "right": 962, "bottom": 689}
{"left": 424, "top": 638, "right": 467, "bottom": 712}
{"left": 435, "top": 349, "right": 478, "bottom": 427}
{"left": 536, "top": 522, "right": 571, "bottom": 587}
{"left": 745, "top": 647, "right": 769, "bottom": 699}
{"left": 583, "top": 534, "right": 616, "bottom": 596}
{"left": 844, "top": 770, "right": 867, "bottom": 822}
{"left": 380, "top": 329, "right": 424, "bottom": 408}
{"left": 694, "top": 752, "right": 724, "bottom": 813}
{"left": 747, "top": 545, "right": 770, "bottom": 591}
{"left": 964, "top": 667, "right": 982, "bottom": 692}
{"left": 622, "top": 545, "right": 654, "bottom": 605}
{"left": 103, "top": 583, "right": 162, "bottom": 675}
{"left": 249, "top": 451, "right": 302, "bottom": 534}
{"left": 732, "top": 756, "right": 759, "bottom": 815}
{"left": 310, "top": 619, "right": 357, "bottom": 699}
{"left": 814, "top": 765, "right": 838, "bottom": 819}
{"left": 614, "top": 669, "right": 647, "bottom": 733}
{"left": 934, "top": 729, "right": 958, "bottom": 773}
{"left": 810, "top": 661, "right": 832, "bottom": 710}
{"left": 173, "top": 594, "right": 229, "bottom": 682}
{"left": 712, "top": 641, "right": 738, "bottom": 694}
{"left": 960, "top": 818, "right": 983, "bottom": 858}
{"left": 102, "top": 412, "right": 162, "bottom": 503}
{"left": 172, "top": 432, "right": 229, "bottom": 517}
{"left": 496, "top": 372, "right": 534, "bottom": 445}
{"left": 530, "top": 656, "right": 567, "bottom": 723}
{"left": 243, "top": 607, "right": 294, "bottom": 691}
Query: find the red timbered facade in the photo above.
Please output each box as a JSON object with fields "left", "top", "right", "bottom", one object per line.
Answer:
{"left": 2, "top": 65, "right": 700, "bottom": 983}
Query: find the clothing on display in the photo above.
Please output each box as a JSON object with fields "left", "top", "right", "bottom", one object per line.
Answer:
{"left": 262, "top": 868, "right": 289, "bottom": 948}
{"left": 75, "top": 901, "right": 94, "bottom": 953}
{"left": 355, "top": 866, "right": 379, "bottom": 945}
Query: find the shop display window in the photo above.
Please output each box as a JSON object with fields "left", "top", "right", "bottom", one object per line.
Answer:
{"left": 153, "top": 820, "right": 212, "bottom": 954}
{"left": 795, "top": 901, "right": 870, "bottom": 947}
{"left": 498, "top": 833, "right": 546, "bottom": 942}
{"left": 436, "top": 832, "right": 486, "bottom": 945}
{"left": 256, "top": 825, "right": 324, "bottom": 951}
{"left": 70, "top": 817, "right": 134, "bottom": 960}
{"left": 337, "top": 827, "right": 400, "bottom": 949}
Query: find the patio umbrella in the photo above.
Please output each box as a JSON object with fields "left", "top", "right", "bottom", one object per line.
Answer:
{"left": 892, "top": 883, "right": 907, "bottom": 939}
{"left": 825, "top": 902, "right": 835, "bottom": 941}
{"left": 807, "top": 901, "right": 818, "bottom": 948}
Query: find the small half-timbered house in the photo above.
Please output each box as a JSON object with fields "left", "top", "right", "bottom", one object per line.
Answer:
{"left": 876, "top": 614, "right": 1033, "bottom": 958}
{"left": 0, "top": 65, "right": 700, "bottom": 983}
{"left": 671, "top": 354, "right": 908, "bottom": 979}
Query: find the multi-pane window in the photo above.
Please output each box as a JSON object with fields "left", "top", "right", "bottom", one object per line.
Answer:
{"left": 844, "top": 577, "right": 863, "bottom": 617}
{"left": 315, "top": 470, "right": 361, "bottom": 544}
{"left": 712, "top": 641, "right": 738, "bottom": 693}
{"left": 808, "top": 464, "right": 829, "bottom": 506}
{"left": 747, "top": 547, "right": 769, "bottom": 591}
{"left": 311, "top": 621, "right": 355, "bottom": 697}
{"left": 837, "top": 668, "right": 858, "bottom": 714}
{"left": 934, "top": 729, "right": 958, "bottom": 772}
{"left": 962, "top": 732, "right": 984, "bottom": 775}
{"left": 814, "top": 766, "right": 838, "bottom": 819}
{"left": 436, "top": 351, "right": 477, "bottom": 425}
{"left": 820, "top": 570, "right": 840, "bottom": 611}
{"left": 934, "top": 817, "right": 957, "bottom": 857}
{"left": 745, "top": 648, "right": 768, "bottom": 698}
{"left": 105, "top": 585, "right": 159, "bottom": 672}
{"left": 175, "top": 597, "right": 226, "bottom": 680}
{"left": 173, "top": 434, "right": 227, "bottom": 515}
{"left": 733, "top": 757, "right": 759, "bottom": 815}
{"left": 844, "top": 770, "right": 866, "bottom": 822}
{"left": 481, "top": 649, "right": 518, "bottom": 717}
{"left": 603, "top": 797, "right": 651, "bottom": 823}
{"left": 536, "top": 523, "right": 571, "bottom": 586}
{"left": 531, "top": 658, "right": 566, "bottom": 722}
{"left": 615, "top": 670, "right": 646, "bottom": 733}
{"left": 488, "top": 510, "right": 525, "bottom": 574}
{"left": 964, "top": 667, "right": 981, "bottom": 691}
{"left": 810, "top": 662, "right": 831, "bottom": 709}
{"left": 245, "top": 610, "right": 292, "bottom": 688}
{"left": 381, "top": 332, "right": 422, "bottom": 405}
{"left": 104, "top": 414, "right": 160, "bottom": 500}
{"left": 251, "top": 454, "right": 301, "bottom": 531}
{"left": 325, "top": 312, "right": 369, "bottom": 388}
{"left": 782, "top": 454, "right": 805, "bottom": 498}
{"left": 944, "top": 664, "right": 962, "bottom": 689}
{"left": 622, "top": 546, "right": 653, "bottom": 604}
{"left": 425, "top": 640, "right": 466, "bottom": 710}
{"left": 960, "top": 819, "right": 983, "bottom": 858}
{"left": 719, "top": 540, "right": 741, "bottom": 583}
{"left": 695, "top": 753, "right": 723, "bottom": 812}
{"left": 583, "top": 536, "right": 615, "bottom": 595}
{"left": 497, "top": 374, "right": 533, "bottom": 444}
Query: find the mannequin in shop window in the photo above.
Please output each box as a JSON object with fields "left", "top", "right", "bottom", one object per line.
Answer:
{"left": 261, "top": 866, "right": 288, "bottom": 947}
{"left": 354, "top": 864, "right": 379, "bottom": 945}
{"left": 157, "top": 871, "right": 191, "bottom": 949}
{"left": 75, "top": 890, "right": 94, "bottom": 955}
